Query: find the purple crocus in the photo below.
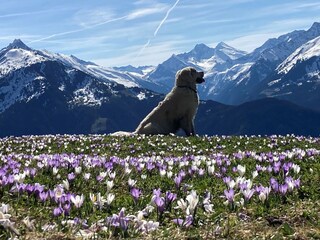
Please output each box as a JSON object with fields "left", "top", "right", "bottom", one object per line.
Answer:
{"left": 174, "top": 175, "right": 182, "bottom": 188}
{"left": 165, "top": 191, "right": 177, "bottom": 205}
{"left": 39, "top": 191, "right": 48, "bottom": 202}
{"left": 173, "top": 215, "right": 193, "bottom": 227}
{"left": 279, "top": 184, "right": 288, "bottom": 195}
{"left": 224, "top": 188, "right": 235, "bottom": 203}
{"left": 106, "top": 208, "right": 130, "bottom": 232}
{"left": 130, "top": 188, "right": 141, "bottom": 203}
{"left": 270, "top": 178, "right": 279, "bottom": 192}
{"left": 242, "top": 189, "right": 255, "bottom": 202}
{"left": 154, "top": 196, "right": 165, "bottom": 213}
{"left": 53, "top": 206, "right": 63, "bottom": 217}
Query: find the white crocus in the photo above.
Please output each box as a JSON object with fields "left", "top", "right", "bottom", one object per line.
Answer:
{"left": 186, "top": 190, "right": 199, "bottom": 215}
{"left": 106, "top": 193, "right": 115, "bottom": 205}
{"left": 227, "top": 180, "right": 236, "bottom": 189}
{"left": 292, "top": 164, "right": 300, "bottom": 174}
{"left": 106, "top": 180, "right": 114, "bottom": 191}
{"left": 176, "top": 199, "right": 188, "bottom": 211}
{"left": 237, "top": 165, "right": 246, "bottom": 177}
{"left": 71, "top": 194, "right": 85, "bottom": 208}
{"left": 128, "top": 178, "right": 136, "bottom": 187}
{"left": 252, "top": 170, "right": 258, "bottom": 179}
{"left": 207, "top": 165, "right": 215, "bottom": 175}
{"left": 75, "top": 166, "right": 82, "bottom": 174}
{"left": 62, "top": 179, "right": 70, "bottom": 191}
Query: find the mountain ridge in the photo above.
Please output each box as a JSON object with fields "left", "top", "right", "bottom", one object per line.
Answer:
{"left": 1, "top": 22, "right": 320, "bottom": 136}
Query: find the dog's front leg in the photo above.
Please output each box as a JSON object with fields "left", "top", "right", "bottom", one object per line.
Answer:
{"left": 180, "top": 118, "right": 195, "bottom": 137}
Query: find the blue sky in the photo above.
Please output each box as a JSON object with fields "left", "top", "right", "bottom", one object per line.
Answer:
{"left": 1, "top": 0, "right": 319, "bottom": 67}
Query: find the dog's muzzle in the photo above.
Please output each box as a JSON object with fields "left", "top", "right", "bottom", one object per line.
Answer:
{"left": 196, "top": 72, "right": 205, "bottom": 84}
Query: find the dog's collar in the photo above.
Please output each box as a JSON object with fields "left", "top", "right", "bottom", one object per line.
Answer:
{"left": 176, "top": 86, "right": 197, "bottom": 94}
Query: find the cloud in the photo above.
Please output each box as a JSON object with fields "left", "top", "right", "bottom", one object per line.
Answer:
{"left": 94, "top": 40, "right": 183, "bottom": 67}
{"left": 0, "top": 9, "right": 55, "bottom": 18}
{"left": 127, "top": 6, "right": 166, "bottom": 20}
{"left": 28, "top": 4, "right": 167, "bottom": 44}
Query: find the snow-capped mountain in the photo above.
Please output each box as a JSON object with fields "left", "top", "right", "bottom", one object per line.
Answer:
{"left": 257, "top": 36, "right": 320, "bottom": 110}
{"left": 0, "top": 39, "right": 165, "bottom": 136}
{"left": 141, "top": 22, "right": 320, "bottom": 109}
{"left": 1, "top": 22, "right": 320, "bottom": 137}
{"left": 0, "top": 39, "right": 158, "bottom": 114}
{"left": 144, "top": 42, "right": 247, "bottom": 93}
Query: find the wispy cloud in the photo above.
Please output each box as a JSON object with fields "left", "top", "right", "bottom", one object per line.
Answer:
{"left": 28, "top": 15, "right": 128, "bottom": 44}
{"left": 0, "top": 9, "right": 55, "bottom": 18}
{"left": 28, "top": 5, "right": 166, "bottom": 44}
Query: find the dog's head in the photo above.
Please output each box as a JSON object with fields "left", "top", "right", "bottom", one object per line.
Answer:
{"left": 175, "top": 67, "right": 205, "bottom": 88}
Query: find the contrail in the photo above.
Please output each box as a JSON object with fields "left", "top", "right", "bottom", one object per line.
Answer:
{"left": 28, "top": 15, "right": 128, "bottom": 44}
{"left": 154, "top": 0, "right": 180, "bottom": 37}
{"left": 137, "top": 0, "right": 180, "bottom": 57}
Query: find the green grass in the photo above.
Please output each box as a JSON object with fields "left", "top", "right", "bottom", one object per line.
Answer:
{"left": 0, "top": 134, "right": 319, "bottom": 239}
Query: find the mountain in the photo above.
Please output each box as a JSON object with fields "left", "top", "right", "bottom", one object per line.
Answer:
{"left": 224, "top": 22, "right": 320, "bottom": 106}
{"left": 197, "top": 98, "right": 320, "bottom": 136}
{"left": 255, "top": 36, "right": 320, "bottom": 110}
{"left": 0, "top": 39, "right": 163, "bottom": 136}
{"left": 139, "top": 22, "right": 320, "bottom": 110}
{"left": 143, "top": 42, "right": 247, "bottom": 94}
{"left": 1, "top": 31, "right": 320, "bottom": 137}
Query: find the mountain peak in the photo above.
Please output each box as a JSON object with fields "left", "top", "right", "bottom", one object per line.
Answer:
{"left": 216, "top": 42, "right": 230, "bottom": 49}
{"left": 310, "top": 22, "right": 320, "bottom": 29}
{"left": 8, "top": 39, "right": 32, "bottom": 51}
{"left": 308, "top": 22, "right": 320, "bottom": 35}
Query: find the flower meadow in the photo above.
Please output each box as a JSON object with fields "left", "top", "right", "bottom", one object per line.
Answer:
{"left": 0, "top": 134, "right": 319, "bottom": 239}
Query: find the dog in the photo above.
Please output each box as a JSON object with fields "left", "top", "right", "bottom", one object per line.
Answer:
{"left": 134, "top": 67, "right": 205, "bottom": 136}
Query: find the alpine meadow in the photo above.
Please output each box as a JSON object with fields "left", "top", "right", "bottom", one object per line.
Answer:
{"left": 1, "top": 0, "right": 320, "bottom": 239}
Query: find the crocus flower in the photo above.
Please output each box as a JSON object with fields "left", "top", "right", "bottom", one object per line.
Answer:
{"left": 70, "top": 194, "right": 84, "bottom": 208}
{"left": 203, "top": 192, "right": 213, "bottom": 213}
{"left": 154, "top": 196, "right": 165, "bottom": 213}
{"left": 224, "top": 188, "right": 235, "bottom": 204}
{"left": 53, "top": 207, "right": 63, "bottom": 217}
{"left": 106, "top": 180, "right": 114, "bottom": 191}
{"left": 128, "top": 178, "right": 137, "bottom": 188}
{"left": 39, "top": 191, "right": 49, "bottom": 202}
{"left": 237, "top": 165, "right": 246, "bottom": 177}
{"left": 106, "top": 193, "right": 115, "bottom": 205}
{"left": 174, "top": 175, "right": 182, "bottom": 188}
{"left": 279, "top": 184, "right": 288, "bottom": 195}
{"left": 173, "top": 215, "right": 193, "bottom": 227}
{"left": 186, "top": 190, "right": 199, "bottom": 215}
{"left": 130, "top": 188, "right": 141, "bottom": 203}
{"left": 242, "top": 189, "right": 255, "bottom": 202}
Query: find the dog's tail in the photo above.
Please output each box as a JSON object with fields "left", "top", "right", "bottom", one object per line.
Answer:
{"left": 109, "top": 131, "right": 133, "bottom": 137}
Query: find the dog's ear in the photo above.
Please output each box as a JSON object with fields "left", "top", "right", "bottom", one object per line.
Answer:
{"left": 175, "top": 69, "right": 181, "bottom": 80}
{"left": 190, "top": 68, "right": 196, "bottom": 78}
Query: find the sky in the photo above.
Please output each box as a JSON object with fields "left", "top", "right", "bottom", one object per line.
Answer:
{"left": 0, "top": 0, "right": 319, "bottom": 67}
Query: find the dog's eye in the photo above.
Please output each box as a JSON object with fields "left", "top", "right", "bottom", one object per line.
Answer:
{"left": 190, "top": 69, "right": 196, "bottom": 76}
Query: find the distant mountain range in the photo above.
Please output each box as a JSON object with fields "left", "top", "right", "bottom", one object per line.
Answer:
{"left": 132, "top": 22, "right": 320, "bottom": 111}
{"left": 0, "top": 22, "right": 320, "bottom": 137}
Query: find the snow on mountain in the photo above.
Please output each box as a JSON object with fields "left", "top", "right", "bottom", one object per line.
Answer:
{"left": 277, "top": 36, "right": 320, "bottom": 74}
{"left": 249, "top": 22, "right": 320, "bottom": 62}
{"left": 0, "top": 39, "right": 46, "bottom": 77}
{"left": 39, "top": 50, "right": 140, "bottom": 88}
{"left": 114, "top": 65, "right": 155, "bottom": 76}
{"left": 145, "top": 42, "right": 247, "bottom": 94}
{"left": 255, "top": 35, "right": 320, "bottom": 110}
{"left": 0, "top": 39, "right": 158, "bottom": 113}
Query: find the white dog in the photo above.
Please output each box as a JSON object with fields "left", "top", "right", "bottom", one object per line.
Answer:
{"left": 134, "top": 67, "right": 204, "bottom": 136}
